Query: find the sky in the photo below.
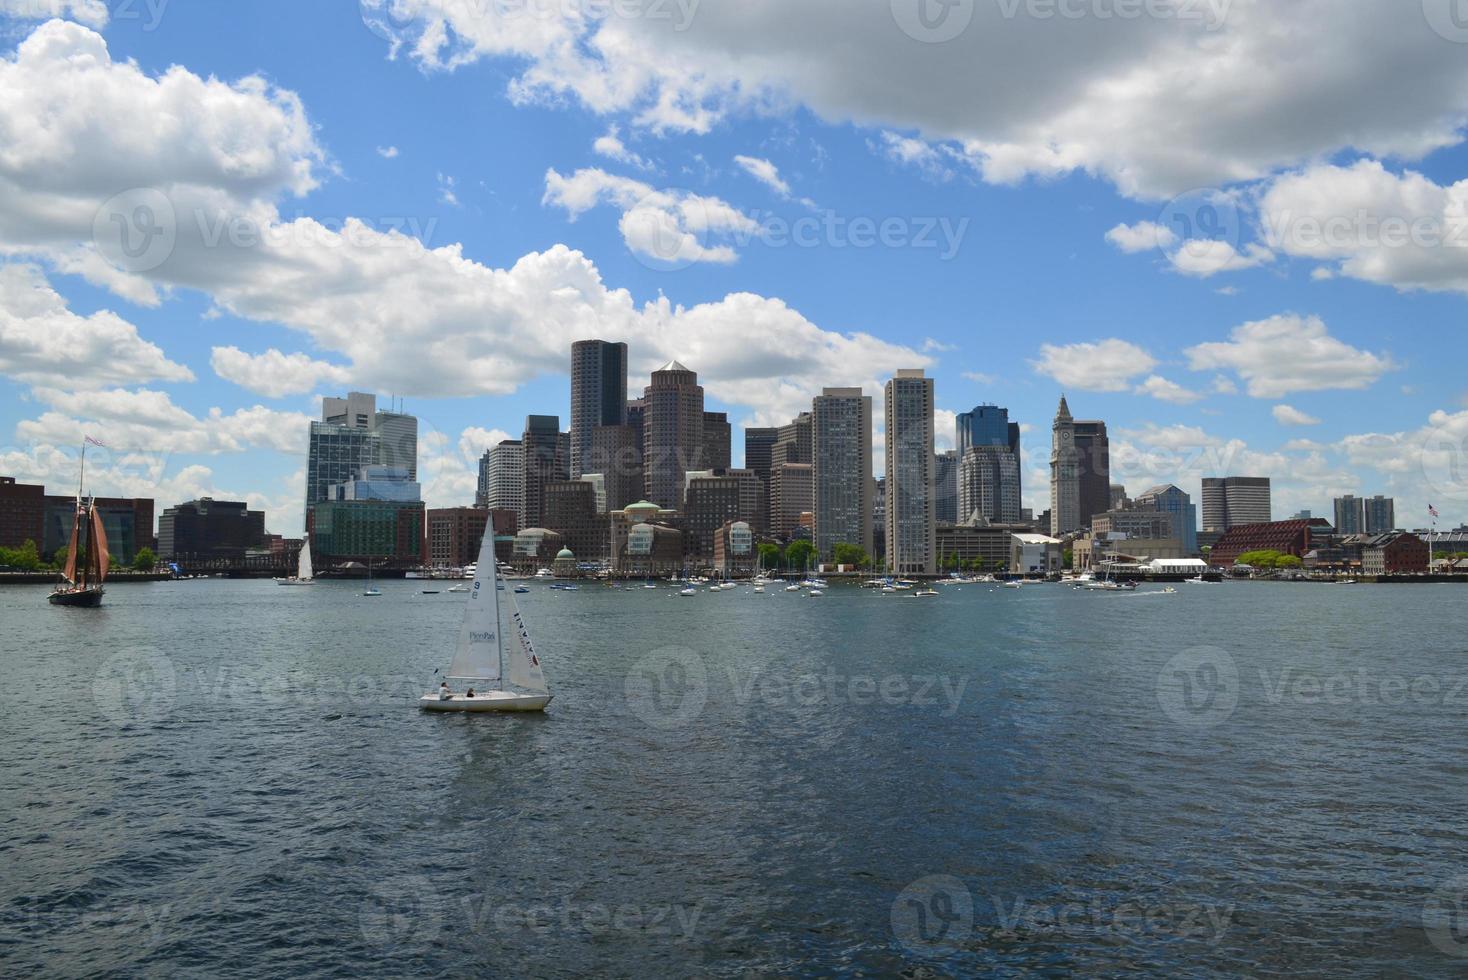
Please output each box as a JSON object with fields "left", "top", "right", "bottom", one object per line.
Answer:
{"left": 1, "top": 0, "right": 1467, "bottom": 536}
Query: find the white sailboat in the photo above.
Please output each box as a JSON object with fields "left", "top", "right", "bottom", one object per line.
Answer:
{"left": 420, "top": 531, "right": 551, "bottom": 713}
{"left": 276, "top": 540, "right": 314, "bottom": 586}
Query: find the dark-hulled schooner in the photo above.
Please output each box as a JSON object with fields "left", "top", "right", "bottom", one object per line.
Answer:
{"left": 48, "top": 441, "right": 109, "bottom": 607}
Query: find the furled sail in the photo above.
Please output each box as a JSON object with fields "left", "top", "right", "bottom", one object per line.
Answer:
{"left": 90, "top": 505, "right": 109, "bottom": 584}
{"left": 61, "top": 515, "right": 79, "bottom": 585}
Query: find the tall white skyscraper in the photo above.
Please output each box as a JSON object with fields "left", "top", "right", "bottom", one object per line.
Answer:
{"left": 885, "top": 370, "right": 935, "bottom": 576}
{"left": 482, "top": 439, "right": 525, "bottom": 527}
{"left": 812, "top": 387, "right": 873, "bottom": 561}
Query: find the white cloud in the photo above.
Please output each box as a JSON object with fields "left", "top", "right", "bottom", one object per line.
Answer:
{"left": 362, "top": 0, "right": 1468, "bottom": 200}
{"left": 592, "top": 125, "right": 651, "bottom": 169}
{"left": 1032, "top": 339, "right": 1156, "bottom": 392}
{"left": 1259, "top": 160, "right": 1468, "bottom": 295}
{"left": 543, "top": 166, "right": 757, "bottom": 265}
{"left": 872, "top": 132, "right": 955, "bottom": 181}
{"left": 1186, "top": 314, "right": 1394, "bottom": 398}
{"left": 961, "top": 370, "right": 996, "bottom": 385}
{"left": 437, "top": 173, "right": 459, "bottom": 206}
{"left": 0, "top": 263, "right": 193, "bottom": 389}
{"left": 376, "top": 145, "right": 399, "bottom": 159}
{"left": 1105, "top": 220, "right": 1177, "bottom": 254}
{"left": 1135, "top": 374, "right": 1203, "bottom": 405}
{"left": 0, "top": 0, "right": 107, "bottom": 26}
{"left": 209, "top": 346, "right": 351, "bottom": 398}
{"left": 933, "top": 408, "right": 958, "bottom": 452}
{"left": 1168, "top": 240, "right": 1274, "bottom": 278}
{"left": 732, "top": 155, "right": 791, "bottom": 198}
{"left": 1272, "top": 404, "right": 1322, "bottom": 426}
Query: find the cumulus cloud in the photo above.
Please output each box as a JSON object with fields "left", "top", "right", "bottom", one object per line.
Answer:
{"left": 1272, "top": 404, "right": 1322, "bottom": 426}
{"left": 376, "top": 145, "right": 399, "bottom": 158}
{"left": 210, "top": 346, "right": 351, "bottom": 398}
{"left": 1259, "top": 160, "right": 1468, "bottom": 295}
{"left": 0, "top": 263, "right": 193, "bottom": 388}
{"left": 543, "top": 166, "right": 757, "bottom": 264}
{"left": 1186, "top": 315, "right": 1394, "bottom": 398}
{"left": 1135, "top": 375, "right": 1203, "bottom": 405}
{"left": 1168, "top": 240, "right": 1274, "bottom": 277}
{"left": 362, "top": 0, "right": 1468, "bottom": 200}
{"left": 592, "top": 125, "right": 651, "bottom": 169}
{"left": 1032, "top": 339, "right": 1157, "bottom": 392}
{"left": 1106, "top": 221, "right": 1177, "bottom": 254}
{"left": 0, "top": 1, "right": 107, "bottom": 26}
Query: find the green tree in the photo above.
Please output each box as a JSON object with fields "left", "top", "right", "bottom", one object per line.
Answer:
{"left": 1238, "top": 549, "right": 1288, "bottom": 569}
{"left": 1276, "top": 555, "right": 1303, "bottom": 569}
{"left": 832, "top": 542, "right": 870, "bottom": 569}
{"left": 0, "top": 539, "right": 42, "bottom": 571}
{"left": 757, "top": 542, "right": 783, "bottom": 571}
{"left": 785, "top": 539, "right": 816, "bottom": 571}
{"left": 1063, "top": 548, "right": 1074, "bottom": 570}
{"left": 132, "top": 547, "right": 157, "bottom": 571}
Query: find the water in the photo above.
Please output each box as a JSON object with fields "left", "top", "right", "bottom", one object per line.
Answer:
{"left": 2, "top": 579, "right": 1466, "bottom": 976}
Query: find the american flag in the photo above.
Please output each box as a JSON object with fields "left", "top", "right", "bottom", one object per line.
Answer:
{"left": 84, "top": 435, "right": 108, "bottom": 448}
{"left": 1429, "top": 504, "right": 1440, "bottom": 519}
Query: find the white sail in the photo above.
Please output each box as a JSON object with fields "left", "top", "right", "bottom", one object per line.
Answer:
{"left": 505, "top": 596, "right": 549, "bottom": 694}
{"left": 445, "top": 531, "right": 503, "bottom": 683}
{"left": 298, "top": 541, "right": 313, "bottom": 581}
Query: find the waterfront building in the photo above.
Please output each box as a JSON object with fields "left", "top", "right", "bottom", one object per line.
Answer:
{"left": 885, "top": 370, "right": 936, "bottom": 576}
{"left": 1365, "top": 495, "right": 1396, "bottom": 534}
{"left": 588, "top": 424, "right": 643, "bottom": 513}
{"left": 1011, "top": 533, "right": 1064, "bottom": 575}
{"left": 542, "top": 480, "right": 608, "bottom": 561}
{"left": 579, "top": 474, "right": 607, "bottom": 513}
{"left": 643, "top": 361, "right": 706, "bottom": 511}
{"left": 1133, "top": 484, "right": 1199, "bottom": 555}
{"left": 1201, "top": 477, "right": 1271, "bottom": 532}
{"left": 872, "top": 475, "right": 886, "bottom": 561}
{"left": 1362, "top": 532, "right": 1428, "bottom": 574}
{"left": 310, "top": 499, "right": 424, "bottom": 564}
{"left": 0, "top": 476, "right": 45, "bottom": 551}
{"left": 1091, "top": 508, "right": 1176, "bottom": 541}
{"left": 959, "top": 446, "right": 1022, "bottom": 525}
{"left": 684, "top": 474, "right": 743, "bottom": 558}
{"left": 703, "top": 412, "right": 732, "bottom": 471}
{"left": 936, "top": 518, "right": 1032, "bottom": 572}
{"left": 1049, "top": 397, "right": 1110, "bottom": 535}
{"left": 569, "top": 339, "right": 628, "bottom": 478}
{"left": 812, "top": 387, "right": 874, "bottom": 560}
{"left": 523, "top": 415, "right": 568, "bottom": 530}
{"left": 1075, "top": 534, "right": 1186, "bottom": 570}
{"left": 328, "top": 465, "right": 421, "bottom": 502}
{"left": 686, "top": 468, "right": 766, "bottom": 533}
{"left": 425, "top": 507, "right": 490, "bottom": 568}
{"left": 481, "top": 440, "right": 525, "bottom": 528}
{"left": 609, "top": 500, "right": 683, "bottom": 574}
{"left": 934, "top": 450, "right": 959, "bottom": 525}
{"left": 956, "top": 404, "right": 1022, "bottom": 504}
{"left": 157, "top": 498, "right": 264, "bottom": 560}
{"left": 770, "top": 462, "right": 813, "bottom": 540}
{"left": 1334, "top": 495, "right": 1366, "bottom": 535}
{"left": 307, "top": 420, "right": 379, "bottom": 517}
{"left": 512, "top": 527, "right": 564, "bottom": 572}
{"left": 319, "top": 391, "right": 417, "bottom": 479}
{"left": 34, "top": 489, "right": 154, "bottom": 564}
{"left": 1208, "top": 518, "right": 1330, "bottom": 566}
{"left": 713, "top": 520, "right": 755, "bottom": 578}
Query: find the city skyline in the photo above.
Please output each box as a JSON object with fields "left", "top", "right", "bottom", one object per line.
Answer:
{"left": 0, "top": 7, "right": 1462, "bottom": 540}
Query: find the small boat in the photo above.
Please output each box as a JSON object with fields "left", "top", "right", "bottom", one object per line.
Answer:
{"left": 753, "top": 585, "right": 765, "bottom": 594}
{"left": 514, "top": 586, "right": 530, "bottom": 594}
{"left": 643, "top": 581, "right": 658, "bottom": 589}
{"left": 277, "top": 540, "right": 315, "bottom": 586}
{"left": 914, "top": 588, "right": 940, "bottom": 598}
{"left": 1002, "top": 580, "right": 1024, "bottom": 589}
{"left": 422, "top": 589, "right": 441, "bottom": 595}
{"left": 420, "top": 532, "right": 551, "bottom": 713}
{"left": 362, "top": 561, "right": 382, "bottom": 597}
{"left": 1184, "top": 576, "right": 1217, "bottom": 585}
{"left": 807, "top": 589, "right": 823, "bottom": 598}
{"left": 678, "top": 587, "right": 697, "bottom": 597}
{"left": 785, "top": 584, "right": 801, "bottom": 592}
{"left": 48, "top": 441, "right": 108, "bottom": 608}
{"left": 447, "top": 584, "right": 469, "bottom": 593}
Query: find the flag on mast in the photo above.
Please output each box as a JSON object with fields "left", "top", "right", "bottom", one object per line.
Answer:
{"left": 1429, "top": 504, "right": 1440, "bottom": 520}
{"left": 84, "top": 435, "right": 108, "bottom": 448}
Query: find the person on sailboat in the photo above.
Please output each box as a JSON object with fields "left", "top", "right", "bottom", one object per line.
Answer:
{"left": 466, "top": 688, "right": 476, "bottom": 698}
{"left": 439, "top": 681, "right": 452, "bottom": 700}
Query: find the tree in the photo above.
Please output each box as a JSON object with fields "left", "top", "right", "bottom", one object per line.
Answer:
{"left": 132, "top": 547, "right": 157, "bottom": 571}
{"left": 1063, "top": 548, "right": 1074, "bottom": 570}
{"left": 833, "top": 542, "right": 870, "bottom": 569}
{"left": 1276, "top": 555, "right": 1303, "bottom": 570}
{"left": 0, "top": 539, "right": 42, "bottom": 571}
{"left": 757, "top": 542, "right": 783, "bottom": 571}
{"left": 785, "top": 539, "right": 816, "bottom": 571}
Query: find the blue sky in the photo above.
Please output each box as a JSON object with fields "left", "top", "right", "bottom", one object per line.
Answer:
{"left": 1, "top": 0, "right": 1466, "bottom": 535}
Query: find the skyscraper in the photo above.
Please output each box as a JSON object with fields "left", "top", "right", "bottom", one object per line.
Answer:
{"left": 1201, "top": 477, "right": 1272, "bottom": 532}
{"left": 1133, "top": 484, "right": 1198, "bottom": 554}
{"left": 772, "top": 412, "right": 812, "bottom": 467}
{"left": 1334, "top": 495, "right": 1366, "bottom": 535}
{"left": 523, "top": 416, "right": 567, "bottom": 529}
{"left": 1050, "top": 396, "right": 1110, "bottom": 535}
{"left": 769, "top": 463, "right": 813, "bottom": 540}
{"left": 702, "top": 412, "right": 732, "bottom": 471}
{"left": 569, "top": 340, "right": 628, "bottom": 478}
{"left": 812, "top": 387, "right": 873, "bottom": 560}
{"left": 957, "top": 403, "right": 1022, "bottom": 510}
{"left": 885, "top": 370, "right": 935, "bottom": 575}
{"left": 933, "top": 449, "right": 959, "bottom": 525}
{"left": 372, "top": 408, "right": 418, "bottom": 482}
{"left": 1364, "top": 495, "right": 1396, "bottom": 534}
{"left": 480, "top": 440, "right": 524, "bottom": 527}
{"left": 960, "top": 446, "right": 1022, "bottom": 525}
{"left": 589, "top": 424, "right": 643, "bottom": 513}
{"left": 744, "top": 427, "right": 778, "bottom": 488}
{"left": 309, "top": 392, "right": 419, "bottom": 518}
{"left": 643, "top": 361, "right": 705, "bottom": 510}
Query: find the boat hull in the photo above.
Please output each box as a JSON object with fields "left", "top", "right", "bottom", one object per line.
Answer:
{"left": 419, "top": 691, "right": 551, "bottom": 713}
{"left": 275, "top": 579, "right": 314, "bottom": 586}
{"left": 48, "top": 587, "right": 104, "bottom": 607}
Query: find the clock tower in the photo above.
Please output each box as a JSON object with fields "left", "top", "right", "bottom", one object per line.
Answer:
{"left": 1050, "top": 395, "right": 1080, "bottom": 536}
